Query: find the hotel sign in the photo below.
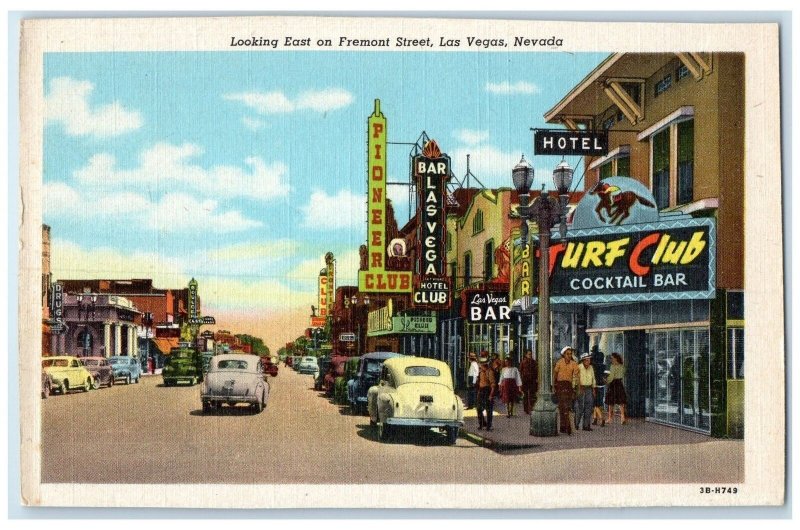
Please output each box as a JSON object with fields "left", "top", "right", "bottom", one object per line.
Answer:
{"left": 534, "top": 129, "right": 608, "bottom": 156}
{"left": 535, "top": 218, "right": 716, "bottom": 304}
{"left": 358, "top": 99, "right": 413, "bottom": 293}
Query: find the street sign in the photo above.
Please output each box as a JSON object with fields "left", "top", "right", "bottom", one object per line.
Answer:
{"left": 339, "top": 333, "right": 356, "bottom": 342}
{"left": 202, "top": 316, "right": 216, "bottom": 325}
{"left": 534, "top": 129, "right": 608, "bottom": 156}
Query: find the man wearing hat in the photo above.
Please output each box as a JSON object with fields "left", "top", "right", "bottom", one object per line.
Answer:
{"left": 466, "top": 352, "right": 479, "bottom": 409}
{"left": 552, "top": 346, "right": 580, "bottom": 435}
{"left": 574, "top": 353, "right": 597, "bottom": 431}
{"left": 475, "top": 355, "right": 496, "bottom": 431}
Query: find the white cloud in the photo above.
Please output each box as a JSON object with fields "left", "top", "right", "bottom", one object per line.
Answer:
{"left": 450, "top": 145, "right": 522, "bottom": 187}
{"left": 485, "top": 81, "right": 541, "bottom": 95}
{"left": 241, "top": 117, "right": 267, "bottom": 130}
{"left": 301, "top": 188, "right": 365, "bottom": 229}
{"left": 453, "top": 129, "right": 489, "bottom": 145}
{"left": 207, "top": 240, "right": 300, "bottom": 261}
{"left": 45, "top": 77, "right": 142, "bottom": 137}
{"left": 44, "top": 182, "right": 262, "bottom": 234}
{"left": 224, "top": 88, "right": 353, "bottom": 115}
{"left": 49, "top": 239, "right": 313, "bottom": 312}
{"left": 74, "top": 142, "right": 290, "bottom": 201}
{"left": 286, "top": 248, "right": 361, "bottom": 286}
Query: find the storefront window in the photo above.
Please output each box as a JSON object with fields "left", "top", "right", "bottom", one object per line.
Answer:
{"left": 599, "top": 161, "right": 613, "bottom": 179}
{"left": 617, "top": 156, "right": 630, "bottom": 177}
{"left": 646, "top": 328, "right": 710, "bottom": 433}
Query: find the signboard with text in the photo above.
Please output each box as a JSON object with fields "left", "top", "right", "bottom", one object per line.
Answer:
{"left": 51, "top": 282, "right": 64, "bottom": 323}
{"left": 318, "top": 272, "right": 328, "bottom": 317}
{"left": 534, "top": 129, "right": 608, "bottom": 156}
{"left": 358, "top": 99, "right": 413, "bottom": 293}
{"left": 465, "top": 289, "right": 512, "bottom": 323}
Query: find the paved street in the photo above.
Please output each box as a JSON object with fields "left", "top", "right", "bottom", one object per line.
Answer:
{"left": 42, "top": 368, "right": 743, "bottom": 484}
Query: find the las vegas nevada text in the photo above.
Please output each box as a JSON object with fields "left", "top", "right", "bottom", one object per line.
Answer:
{"left": 32, "top": 41, "right": 753, "bottom": 498}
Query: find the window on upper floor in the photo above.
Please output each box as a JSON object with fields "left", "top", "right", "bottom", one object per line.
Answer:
{"left": 677, "top": 120, "right": 694, "bottom": 205}
{"left": 599, "top": 161, "right": 613, "bottom": 179}
{"left": 654, "top": 74, "right": 672, "bottom": 98}
{"left": 463, "top": 253, "right": 472, "bottom": 287}
{"left": 472, "top": 209, "right": 484, "bottom": 235}
{"left": 652, "top": 128, "right": 670, "bottom": 209}
{"left": 676, "top": 64, "right": 690, "bottom": 81}
{"left": 483, "top": 240, "right": 494, "bottom": 282}
{"left": 617, "top": 156, "right": 631, "bottom": 177}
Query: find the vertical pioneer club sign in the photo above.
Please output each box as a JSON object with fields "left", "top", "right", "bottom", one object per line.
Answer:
{"left": 325, "top": 252, "right": 335, "bottom": 313}
{"left": 358, "top": 99, "right": 412, "bottom": 293}
{"left": 412, "top": 139, "right": 451, "bottom": 308}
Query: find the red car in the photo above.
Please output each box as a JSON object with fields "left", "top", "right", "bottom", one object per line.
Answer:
{"left": 260, "top": 357, "right": 279, "bottom": 377}
{"left": 323, "top": 355, "right": 348, "bottom": 397}
{"left": 81, "top": 357, "right": 115, "bottom": 389}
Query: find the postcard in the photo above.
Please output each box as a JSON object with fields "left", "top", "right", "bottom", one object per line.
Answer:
{"left": 17, "top": 15, "right": 784, "bottom": 509}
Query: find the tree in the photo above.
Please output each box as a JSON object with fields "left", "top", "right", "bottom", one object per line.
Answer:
{"left": 235, "top": 334, "right": 270, "bottom": 356}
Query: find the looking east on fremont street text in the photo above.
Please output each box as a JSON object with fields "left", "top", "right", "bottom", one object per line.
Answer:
{"left": 229, "top": 36, "right": 564, "bottom": 48}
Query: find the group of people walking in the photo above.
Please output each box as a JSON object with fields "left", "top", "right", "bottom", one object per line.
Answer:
{"left": 466, "top": 346, "right": 628, "bottom": 436}
{"left": 465, "top": 349, "right": 538, "bottom": 431}
{"left": 553, "top": 346, "right": 628, "bottom": 435}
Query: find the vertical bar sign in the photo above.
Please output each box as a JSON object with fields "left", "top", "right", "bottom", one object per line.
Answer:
{"left": 414, "top": 140, "right": 448, "bottom": 277}
{"left": 51, "top": 282, "right": 63, "bottom": 323}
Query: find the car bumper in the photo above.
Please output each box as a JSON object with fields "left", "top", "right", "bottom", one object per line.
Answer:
{"left": 299, "top": 368, "right": 318, "bottom": 374}
{"left": 202, "top": 393, "right": 259, "bottom": 403}
{"left": 385, "top": 417, "right": 464, "bottom": 429}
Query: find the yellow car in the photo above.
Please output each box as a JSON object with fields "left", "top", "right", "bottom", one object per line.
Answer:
{"left": 367, "top": 356, "right": 464, "bottom": 445}
{"left": 41, "top": 356, "right": 94, "bottom": 394}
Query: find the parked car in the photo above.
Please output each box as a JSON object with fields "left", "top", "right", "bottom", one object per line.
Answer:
{"left": 348, "top": 352, "right": 403, "bottom": 414}
{"left": 201, "top": 352, "right": 215, "bottom": 374}
{"left": 163, "top": 345, "right": 203, "bottom": 386}
{"left": 260, "top": 356, "right": 279, "bottom": 377}
{"left": 334, "top": 357, "right": 360, "bottom": 405}
{"left": 81, "top": 356, "right": 115, "bottom": 389}
{"left": 108, "top": 355, "right": 143, "bottom": 385}
{"left": 298, "top": 356, "right": 319, "bottom": 376}
{"left": 42, "top": 370, "right": 54, "bottom": 399}
{"left": 367, "top": 357, "right": 464, "bottom": 445}
{"left": 314, "top": 356, "right": 331, "bottom": 390}
{"left": 291, "top": 356, "right": 302, "bottom": 371}
{"left": 41, "top": 356, "right": 94, "bottom": 394}
{"left": 323, "top": 355, "right": 348, "bottom": 397}
{"left": 201, "top": 353, "right": 269, "bottom": 413}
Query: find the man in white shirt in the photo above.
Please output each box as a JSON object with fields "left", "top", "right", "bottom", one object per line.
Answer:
{"left": 466, "top": 352, "right": 479, "bottom": 409}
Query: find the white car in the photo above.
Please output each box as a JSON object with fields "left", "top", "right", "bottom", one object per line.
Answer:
{"left": 201, "top": 354, "right": 269, "bottom": 413}
{"left": 298, "top": 356, "right": 319, "bottom": 376}
{"left": 367, "top": 356, "right": 464, "bottom": 445}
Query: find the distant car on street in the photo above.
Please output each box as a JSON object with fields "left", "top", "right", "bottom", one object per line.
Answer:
{"left": 201, "top": 353, "right": 269, "bottom": 413}
{"left": 347, "top": 352, "right": 403, "bottom": 414}
{"left": 260, "top": 356, "right": 279, "bottom": 377}
{"left": 323, "top": 355, "right": 348, "bottom": 397}
{"left": 81, "top": 356, "right": 115, "bottom": 389}
{"left": 291, "top": 356, "right": 302, "bottom": 371}
{"left": 368, "top": 357, "right": 464, "bottom": 445}
{"left": 335, "top": 357, "right": 360, "bottom": 405}
{"left": 298, "top": 356, "right": 319, "bottom": 375}
{"left": 41, "top": 356, "right": 94, "bottom": 394}
{"left": 314, "top": 356, "right": 331, "bottom": 390}
{"left": 163, "top": 345, "right": 203, "bottom": 386}
{"left": 108, "top": 355, "right": 142, "bottom": 385}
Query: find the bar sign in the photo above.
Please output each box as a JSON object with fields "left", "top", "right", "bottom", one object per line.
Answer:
{"left": 534, "top": 130, "right": 608, "bottom": 156}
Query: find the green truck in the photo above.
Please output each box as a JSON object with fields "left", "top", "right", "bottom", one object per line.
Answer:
{"left": 163, "top": 344, "right": 204, "bottom": 386}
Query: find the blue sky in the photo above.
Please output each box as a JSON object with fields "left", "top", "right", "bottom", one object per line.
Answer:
{"left": 43, "top": 50, "right": 607, "bottom": 339}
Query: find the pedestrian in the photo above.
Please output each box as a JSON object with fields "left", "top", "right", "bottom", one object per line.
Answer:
{"left": 490, "top": 353, "right": 502, "bottom": 387}
{"left": 466, "top": 352, "right": 479, "bottom": 409}
{"left": 575, "top": 353, "right": 596, "bottom": 431}
{"left": 605, "top": 352, "right": 628, "bottom": 424}
{"left": 519, "top": 349, "right": 538, "bottom": 414}
{"left": 476, "top": 356, "right": 496, "bottom": 431}
{"left": 498, "top": 358, "right": 523, "bottom": 417}
{"left": 593, "top": 370, "right": 608, "bottom": 427}
{"left": 552, "top": 346, "right": 579, "bottom": 435}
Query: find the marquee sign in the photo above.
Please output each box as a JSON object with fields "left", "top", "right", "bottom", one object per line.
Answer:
{"left": 325, "top": 252, "right": 335, "bottom": 314}
{"left": 530, "top": 217, "right": 716, "bottom": 304}
{"left": 318, "top": 271, "right": 328, "bottom": 317}
{"left": 509, "top": 227, "right": 533, "bottom": 312}
{"left": 369, "top": 311, "right": 437, "bottom": 336}
{"left": 412, "top": 139, "right": 451, "bottom": 309}
{"left": 358, "top": 100, "right": 413, "bottom": 293}
{"left": 534, "top": 129, "right": 608, "bottom": 156}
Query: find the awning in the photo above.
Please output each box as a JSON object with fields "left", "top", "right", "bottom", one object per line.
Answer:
{"left": 151, "top": 338, "right": 179, "bottom": 354}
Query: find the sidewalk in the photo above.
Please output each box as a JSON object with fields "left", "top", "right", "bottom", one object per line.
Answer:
{"left": 460, "top": 396, "right": 716, "bottom": 453}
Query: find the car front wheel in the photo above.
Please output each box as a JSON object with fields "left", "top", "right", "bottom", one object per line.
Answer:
{"left": 84, "top": 377, "right": 92, "bottom": 392}
{"left": 379, "top": 421, "right": 393, "bottom": 442}
{"left": 126, "top": 375, "right": 131, "bottom": 385}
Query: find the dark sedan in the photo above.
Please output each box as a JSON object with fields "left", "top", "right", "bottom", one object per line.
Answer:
{"left": 81, "top": 357, "right": 115, "bottom": 389}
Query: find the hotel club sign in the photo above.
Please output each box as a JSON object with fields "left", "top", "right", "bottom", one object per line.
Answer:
{"left": 534, "top": 129, "right": 608, "bottom": 156}
{"left": 358, "top": 99, "right": 412, "bottom": 294}
{"left": 412, "top": 139, "right": 451, "bottom": 309}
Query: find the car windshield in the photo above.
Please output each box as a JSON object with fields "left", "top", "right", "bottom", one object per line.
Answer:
{"left": 217, "top": 359, "right": 248, "bottom": 370}
{"left": 365, "top": 360, "right": 383, "bottom": 375}
{"left": 108, "top": 358, "right": 121, "bottom": 365}
{"left": 302, "top": 357, "right": 315, "bottom": 363}
{"left": 170, "top": 349, "right": 193, "bottom": 359}
{"left": 404, "top": 366, "right": 441, "bottom": 377}
{"left": 42, "top": 358, "right": 68, "bottom": 368}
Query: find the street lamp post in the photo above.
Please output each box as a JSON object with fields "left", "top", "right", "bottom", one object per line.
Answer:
{"left": 512, "top": 156, "right": 573, "bottom": 437}
{"left": 344, "top": 294, "right": 370, "bottom": 356}
{"left": 76, "top": 294, "right": 97, "bottom": 357}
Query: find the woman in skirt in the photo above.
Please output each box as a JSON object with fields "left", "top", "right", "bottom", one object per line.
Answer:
{"left": 498, "top": 357, "right": 523, "bottom": 418}
{"left": 605, "top": 352, "right": 628, "bottom": 424}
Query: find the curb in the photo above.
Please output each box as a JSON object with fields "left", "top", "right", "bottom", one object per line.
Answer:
{"left": 460, "top": 429, "right": 541, "bottom": 451}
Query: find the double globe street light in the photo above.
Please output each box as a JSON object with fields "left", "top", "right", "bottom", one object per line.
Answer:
{"left": 511, "top": 156, "right": 574, "bottom": 437}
